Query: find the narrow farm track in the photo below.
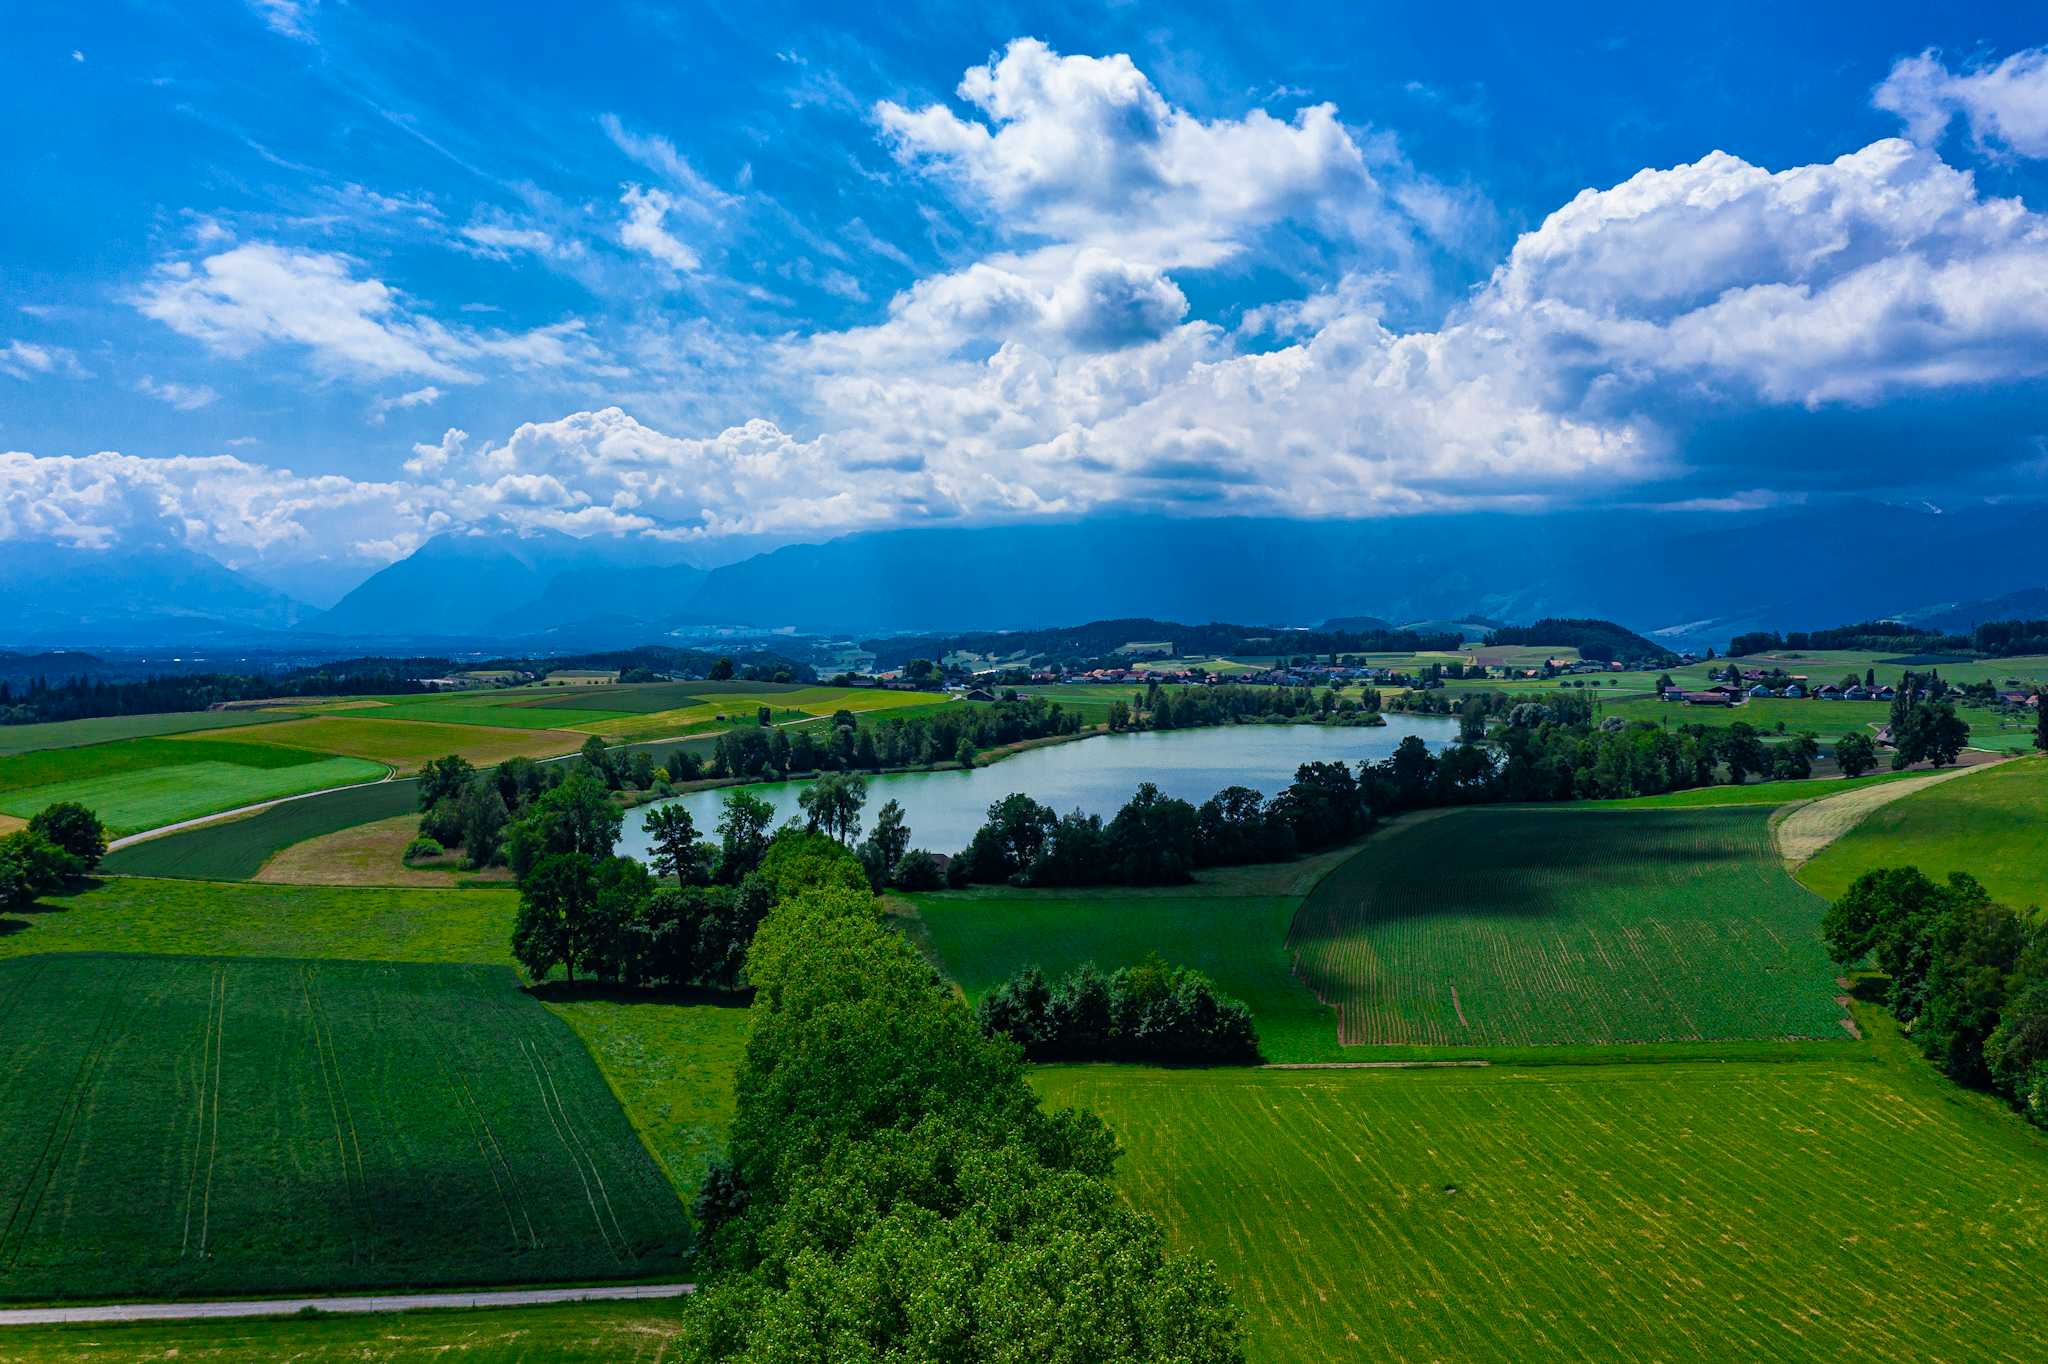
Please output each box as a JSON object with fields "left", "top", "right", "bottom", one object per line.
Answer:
{"left": 0, "top": 1281, "right": 695, "bottom": 1325}
{"left": 1770, "top": 761, "right": 1997, "bottom": 870}
{"left": 106, "top": 767, "right": 398, "bottom": 851}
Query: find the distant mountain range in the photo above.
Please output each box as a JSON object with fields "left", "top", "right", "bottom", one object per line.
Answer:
{"left": 1901, "top": 588, "right": 2048, "bottom": 635}
{"left": 7, "top": 501, "right": 2046, "bottom": 651}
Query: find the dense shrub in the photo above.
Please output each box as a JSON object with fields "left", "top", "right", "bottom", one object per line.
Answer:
{"left": 977, "top": 958, "right": 1260, "bottom": 1064}
{"left": 1823, "top": 865, "right": 2048, "bottom": 1126}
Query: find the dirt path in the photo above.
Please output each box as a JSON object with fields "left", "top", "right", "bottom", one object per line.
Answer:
{"left": 1770, "top": 763, "right": 1996, "bottom": 870}
{"left": 0, "top": 1281, "right": 694, "bottom": 1325}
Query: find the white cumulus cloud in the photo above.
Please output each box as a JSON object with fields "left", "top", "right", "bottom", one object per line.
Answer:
{"left": 1875, "top": 46, "right": 2048, "bottom": 159}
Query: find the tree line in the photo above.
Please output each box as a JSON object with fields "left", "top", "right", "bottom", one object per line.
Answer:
{"left": 977, "top": 958, "right": 1259, "bottom": 1064}
{"left": 1823, "top": 867, "right": 2046, "bottom": 1127}
{"left": 675, "top": 864, "right": 1248, "bottom": 1358}
{"left": 1730, "top": 618, "right": 2048, "bottom": 659}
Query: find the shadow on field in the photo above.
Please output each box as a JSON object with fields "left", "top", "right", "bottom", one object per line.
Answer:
{"left": 0, "top": 875, "right": 105, "bottom": 936}
{"left": 525, "top": 979, "right": 754, "bottom": 1010}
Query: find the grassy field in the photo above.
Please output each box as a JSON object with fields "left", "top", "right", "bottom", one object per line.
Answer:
{"left": 100, "top": 777, "right": 422, "bottom": 880}
{"left": 0, "top": 1300, "right": 694, "bottom": 1362}
{"left": 0, "top": 710, "right": 286, "bottom": 757}
{"left": 216, "top": 715, "right": 584, "bottom": 766}
{"left": 906, "top": 840, "right": 1375, "bottom": 1062}
{"left": 0, "top": 954, "right": 690, "bottom": 1301}
{"left": 1035, "top": 1017, "right": 2048, "bottom": 1364}
{"left": 541, "top": 990, "right": 751, "bottom": 1203}
{"left": 0, "top": 736, "right": 387, "bottom": 836}
{"left": 913, "top": 891, "right": 1331, "bottom": 1061}
{"left": 1798, "top": 755, "right": 2048, "bottom": 910}
{"left": 1, "top": 878, "right": 517, "bottom": 966}
{"left": 1288, "top": 807, "right": 1845, "bottom": 1046}
{"left": 1590, "top": 694, "right": 1892, "bottom": 742}
{"left": 1565, "top": 767, "right": 1933, "bottom": 810}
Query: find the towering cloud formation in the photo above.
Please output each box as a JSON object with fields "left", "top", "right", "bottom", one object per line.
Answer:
{"left": 8, "top": 39, "right": 2048, "bottom": 586}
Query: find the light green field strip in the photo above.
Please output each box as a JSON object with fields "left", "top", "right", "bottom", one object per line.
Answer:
{"left": 0, "top": 756, "right": 386, "bottom": 837}
{"left": 1036, "top": 1043, "right": 2048, "bottom": 1364}
{"left": 1771, "top": 762, "right": 1997, "bottom": 869}
{"left": 0, "top": 877, "right": 519, "bottom": 966}
{"left": 1797, "top": 754, "right": 2048, "bottom": 910}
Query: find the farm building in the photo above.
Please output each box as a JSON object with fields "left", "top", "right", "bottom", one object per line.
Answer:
{"left": 1681, "top": 691, "right": 1733, "bottom": 706}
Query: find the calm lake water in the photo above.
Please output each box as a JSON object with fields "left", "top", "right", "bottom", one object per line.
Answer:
{"left": 614, "top": 716, "right": 1459, "bottom": 861}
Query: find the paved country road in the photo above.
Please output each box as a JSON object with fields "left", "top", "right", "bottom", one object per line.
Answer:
{"left": 0, "top": 1281, "right": 694, "bottom": 1326}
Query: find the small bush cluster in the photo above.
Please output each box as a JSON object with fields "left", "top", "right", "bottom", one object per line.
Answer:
{"left": 977, "top": 957, "right": 1260, "bottom": 1064}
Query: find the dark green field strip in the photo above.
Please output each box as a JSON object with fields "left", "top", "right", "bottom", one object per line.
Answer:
{"left": 102, "top": 778, "right": 423, "bottom": 881}
{"left": 0, "top": 736, "right": 340, "bottom": 795}
{"left": 0, "top": 954, "right": 689, "bottom": 1302}
{"left": 1289, "top": 806, "right": 1844, "bottom": 1047}
{"left": 0, "top": 711, "right": 299, "bottom": 757}
{"left": 511, "top": 684, "right": 712, "bottom": 714}
{"left": 1037, "top": 1050, "right": 2048, "bottom": 1364}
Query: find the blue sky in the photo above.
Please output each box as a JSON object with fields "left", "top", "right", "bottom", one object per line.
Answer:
{"left": 5, "top": 2, "right": 2048, "bottom": 601}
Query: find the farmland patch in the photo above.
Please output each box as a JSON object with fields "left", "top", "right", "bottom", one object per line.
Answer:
{"left": 1287, "top": 806, "right": 1844, "bottom": 1046}
{"left": 101, "top": 777, "right": 422, "bottom": 881}
{"left": 212, "top": 715, "right": 584, "bottom": 766}
{"left": 1036, "top": 1038, "right": 2048, "bottom": 1364}
{"left": 0, "top": 954, "right": 690, "bottom": 1301}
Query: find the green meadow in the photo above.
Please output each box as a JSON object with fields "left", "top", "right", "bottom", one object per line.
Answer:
{"left": 0, "top": 954, "right": 690, "bottom": 1301}
{"left": 2, "top": 877, "right": 519, "bottom": 966}
{"left": 0, "top": 736, "right": 387, "bottom": 835}
{"left": 1798, "top": 754, "right": 2048, "bottom": 910}
{"left": 1036, "top": 1018, "right": 2048, "bottom": 1364}
{"left": 1287, "top": 807, "right": 1844, "bottom": 1047}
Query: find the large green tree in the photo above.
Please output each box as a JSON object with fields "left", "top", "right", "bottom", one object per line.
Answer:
{"left": 26, "top": 801, "right": 106, "bottom": 871}
{"left": 505, "top": 769, "right": 624, "bottom": 879}
{"left": 798, "top": 771, "right": 867, "bottom": 844}
{"left": 644, "top": 803, "right": 707, "bottom": 885}
{"left": 716, "top": 788, "right": 775, "bottom": 883}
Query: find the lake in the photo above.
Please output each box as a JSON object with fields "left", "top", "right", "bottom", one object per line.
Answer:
{"left": 614, "top": 715, "right": 1459, "bottom": 860}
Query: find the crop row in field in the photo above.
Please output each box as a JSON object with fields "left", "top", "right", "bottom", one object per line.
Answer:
{"left": 1798, "top": 754, "right": 2048, "bottom": 910}
{"left": 1035, "top": 1030, "right": 2048, "bottom": 1364}
{"left": 0, "top": 954, "right": 690, "bottom": 1301}
{"left": 101, "top": 777, "right": 423, "bottom": 881}
{"left": 1287, "top": 806, "right": 1845, "bottom": 1047}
